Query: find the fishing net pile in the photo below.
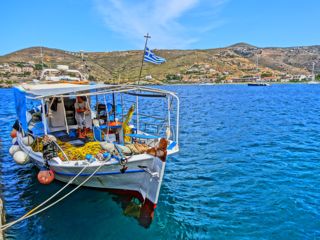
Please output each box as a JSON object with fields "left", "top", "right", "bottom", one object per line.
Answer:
{"left": 31, "top": 136, "right": 151, "bottom": 161}
{"left": 32, "top": 138, "right": 102, "bottom": 160}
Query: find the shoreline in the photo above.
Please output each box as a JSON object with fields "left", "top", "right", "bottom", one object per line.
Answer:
{"left": 0, "top": 81, "right": 320, "bottom": 89}
{"left": 0, "top": 81, "right": 317, "bottom": 89}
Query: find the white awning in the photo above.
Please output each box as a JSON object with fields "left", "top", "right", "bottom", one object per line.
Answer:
{"left": 20, "top": 83, "right": 176, "bottom": 99}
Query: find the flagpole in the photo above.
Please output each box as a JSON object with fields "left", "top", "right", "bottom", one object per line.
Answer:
{"left": 138, "top": 33, "right": 151, "bottom": 85}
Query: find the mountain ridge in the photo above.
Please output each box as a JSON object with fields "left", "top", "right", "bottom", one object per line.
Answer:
{"left": 1, "top": 43, "right": 319, "bottom": 84}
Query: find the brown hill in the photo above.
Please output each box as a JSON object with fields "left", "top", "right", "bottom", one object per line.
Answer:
{"left": 1, "top": 44, "right": 319, "bottom": 83}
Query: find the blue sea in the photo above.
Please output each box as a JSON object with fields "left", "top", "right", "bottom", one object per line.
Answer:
{"left": 1, "top": 84, "right": 320, "bottom": 239}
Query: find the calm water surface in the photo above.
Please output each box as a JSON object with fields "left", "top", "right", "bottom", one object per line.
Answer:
{"left": 0, "top": 84, "right": 320, "bottom": 239}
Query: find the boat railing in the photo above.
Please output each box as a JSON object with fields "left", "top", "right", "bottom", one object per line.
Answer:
{"left": 120, "top": 92, "right": 179, "bottom": 145}
{"left": 134, "top": 120, "right": 176, "bottom": 141}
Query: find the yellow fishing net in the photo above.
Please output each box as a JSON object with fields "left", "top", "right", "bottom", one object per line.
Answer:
{"left": 32, "top": 138, "right": 103, "bottom": 161}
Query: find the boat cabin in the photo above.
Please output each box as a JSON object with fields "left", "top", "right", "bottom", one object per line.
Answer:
{"left": 13, "top": 84, "right": 180, "bottom": 159}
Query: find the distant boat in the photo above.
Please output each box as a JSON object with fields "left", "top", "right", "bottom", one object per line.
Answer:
{"left": 248, "top": 82, "right": 270, "bottom": 86}
{"left": 307, "top": 62, "right": 319, "bottom": 84}
{"left": 247, "top": 55, "right": 271, "bottom": 87}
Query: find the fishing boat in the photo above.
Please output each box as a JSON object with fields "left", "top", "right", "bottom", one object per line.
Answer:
{"left": 248, "top": 82, "right": 270, "bottom": 86}
{"left": 9, "top": 82, "right": 179, "bottom": 226}
{"left": 307, "top": 62, "right": 319, "bottom": 84}
{"left": 247, "top": 55, "right": 270, "bottom": 86}
{"left": 34, "top": 66, "right": 89, "bottom": 85}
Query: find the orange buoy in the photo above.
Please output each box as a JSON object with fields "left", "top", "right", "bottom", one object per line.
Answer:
{"left": 37, "top": 169, "right": 55, "bottom": 185}
{"left": 108, "top": 121, "right": 122, "bottom": 126}
{"left": 10, "top": 129, "right": 17, "bottom": 138}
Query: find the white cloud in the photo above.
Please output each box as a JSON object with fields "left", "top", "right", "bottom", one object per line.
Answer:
{"left": 94, "top": 0, "right": 227, "bottom": 49}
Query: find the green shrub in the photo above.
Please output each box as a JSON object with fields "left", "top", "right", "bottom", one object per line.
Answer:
{"left": 166, "top": 74, "right": 182, "bottom": 81}
{"left": 261, "top": 72, "right": 272, "bottom": 78}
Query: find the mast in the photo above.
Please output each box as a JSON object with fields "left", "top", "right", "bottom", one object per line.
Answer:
{"left": 112, "top": 92, "right": 116, "bottom": 121}
{"left": 312, "top": 62, "right": 315, "bottom": 81}
{"left": 256, "top": 54, "right": 261, "bottom": 82}
{"left": 40, "top": 47, "right": 44, "bottom": 70}
{"left": 138, "top": 33, "right": 151, "bottom": 85}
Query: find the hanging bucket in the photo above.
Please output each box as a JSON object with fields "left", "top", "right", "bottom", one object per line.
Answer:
{"left": 37, "top": 168, "right": 55, "bottom": 185}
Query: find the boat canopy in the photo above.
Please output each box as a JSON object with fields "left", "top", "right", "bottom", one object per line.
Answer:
{"left": 18, "top": 84, "right": 178, "bottom": 100}
{"left": 13, "top": 83, "right": 180, "bottom": 146}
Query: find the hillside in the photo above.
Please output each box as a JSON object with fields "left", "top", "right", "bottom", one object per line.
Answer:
{"left": 1, "top": 43, "right": 320, "bottom": 84}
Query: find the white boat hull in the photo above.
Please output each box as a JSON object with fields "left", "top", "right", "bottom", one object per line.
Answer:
{"left": 51, "top": 157, "right": 166, "bottom": 205}
{"left": 17, "top": 135, "right": 168, "bottom": 205}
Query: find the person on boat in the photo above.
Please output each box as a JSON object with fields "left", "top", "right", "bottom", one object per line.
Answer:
{"left": 74, "top": 96, "right": 91, "bottom": 138}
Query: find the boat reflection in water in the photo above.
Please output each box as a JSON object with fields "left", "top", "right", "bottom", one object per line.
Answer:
{"left": 109, "top": 190, "right": 156, "bottom": 228}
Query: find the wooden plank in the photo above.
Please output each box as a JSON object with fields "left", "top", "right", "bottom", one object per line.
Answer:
{"left": 0, "top": 198, "right": 4, "bottom": 240}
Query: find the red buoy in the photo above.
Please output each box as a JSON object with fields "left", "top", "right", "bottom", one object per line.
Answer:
{"left": 37, "top": 169, "right": 55, "bottom": 185}
{"left": 10, "top": 129, "right": 17, "bottom": 138}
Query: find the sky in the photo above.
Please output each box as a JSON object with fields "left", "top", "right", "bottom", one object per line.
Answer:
{"left": 0, "top": 0, "right": 319, "bottom": 55}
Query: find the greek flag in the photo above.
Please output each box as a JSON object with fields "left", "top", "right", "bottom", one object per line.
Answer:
{"left": 144, "top": 47, "right": 166, "bottom": 64}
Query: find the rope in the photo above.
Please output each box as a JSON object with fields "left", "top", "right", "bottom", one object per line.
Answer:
{"left": 53, "top": 140, "right": 70, "bottom": 161}
{"left": 1, "top": 163, "right": 102, "bottom": 231}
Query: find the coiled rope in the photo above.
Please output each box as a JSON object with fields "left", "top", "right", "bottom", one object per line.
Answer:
{"left": 1, "top": 163, "right": 103, "bottom": 231}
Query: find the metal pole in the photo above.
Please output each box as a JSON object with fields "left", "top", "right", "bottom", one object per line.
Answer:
{"left": 120, "top": 94, "right": 124, "bottom": 122}
{"left": 40, "top": 47, "right": 44, "bottom": 70}
{"left": 112, "top": 93, "right": 116, "bottom": 121}
{"left": 41, "top": 98, "right": 48, "bottom": 135}
{"left": 61, "top": 97, "right": 69, "bottom": 134}
{"left": 312, "top": 62, "right": 315, "bottom": 81}
{"left": 104, "top": 94, "right": 110, "bottom": 140}
{"left": 167, "top": 96, "right": 171, "bottom": 139}
{"left": 138, "top": 33, "right": 151, "bottom": 85}
{"left": 136, "top": 96, "right": 139, "bottom": 132}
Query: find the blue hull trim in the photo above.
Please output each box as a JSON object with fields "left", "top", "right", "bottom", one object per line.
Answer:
{"left": 54, "top": 169, "right": 144, "bottom": 177}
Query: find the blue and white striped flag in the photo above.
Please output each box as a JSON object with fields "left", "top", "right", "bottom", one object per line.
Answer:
{"left": 144, "top": 47, "right": 166, "bottom": 64}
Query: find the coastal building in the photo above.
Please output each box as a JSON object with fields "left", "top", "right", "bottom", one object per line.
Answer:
{"left": 57, "top": 65, "right": 69, "bottom": 71}
{"left": 22, "top": 66, "right": 34, "bottom": 73}
{"left": 0, "top": 64, "right": 10, "bottom": 73}
{"left": 232, "top": 76, "right": 260, "bottom": 83}
{"left": 145, "top": 75, "right": 152, "bottom": 80}
{"left": 261, "top": 76, "right": 277, "bottom": 82}
{"left": 292, "top": 74, "right": 307, "bottom": 81}
{"left": 281, "top": 79, "right": 290, "bottom": 82}
{"left": 186, "top": 67, "right": 200, "bottom": 74}
{"left": 10, "top": 66, "right": 22, "bottom": 73}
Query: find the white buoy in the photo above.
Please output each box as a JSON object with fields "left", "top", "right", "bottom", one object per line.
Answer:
{"left": 13, "top": 151, "right": 29, "bottom": 165}
{"left": 12, "top": 137, "right": 17, "bottom": 145}
{"left": 22, "top": 136, "right": 34, "bottom": 146}
{"left": 9, "top": 145, "right": 20, "bottom": 155}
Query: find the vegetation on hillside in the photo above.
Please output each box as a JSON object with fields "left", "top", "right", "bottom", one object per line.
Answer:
{"left": 0, "top": 44, "right": 319, "bottom": 84}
